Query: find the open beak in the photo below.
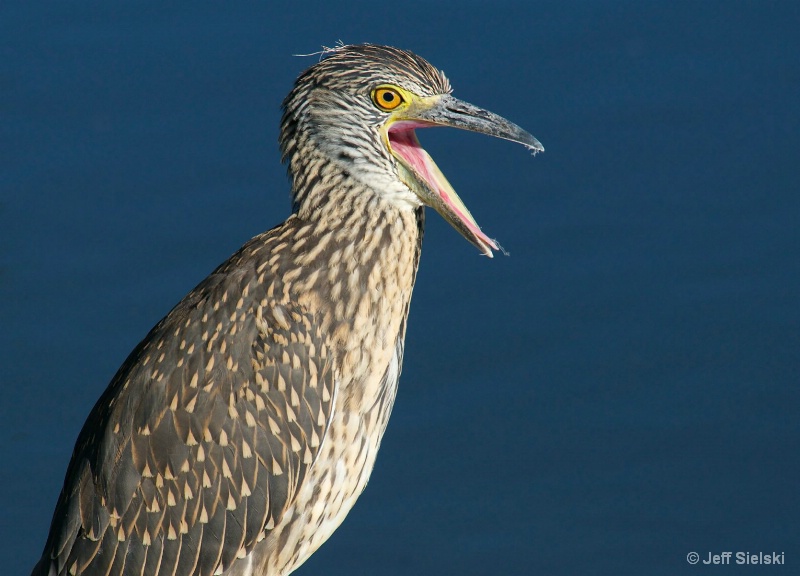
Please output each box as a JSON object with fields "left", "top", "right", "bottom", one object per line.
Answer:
{"left": 386, "top": 93, "right": 543, "bottom": 257}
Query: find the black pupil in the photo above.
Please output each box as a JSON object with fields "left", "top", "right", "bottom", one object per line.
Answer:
{"left": 382, "top": 91, "right": 395, "bottom": 103}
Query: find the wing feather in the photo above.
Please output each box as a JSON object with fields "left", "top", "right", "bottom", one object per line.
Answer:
{"left": 34, "top": 250, "right": 336, "bottom": 576}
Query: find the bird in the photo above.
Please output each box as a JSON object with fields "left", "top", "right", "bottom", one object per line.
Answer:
{"left": 31, "top": 44, "right": 543, "bottom": 576}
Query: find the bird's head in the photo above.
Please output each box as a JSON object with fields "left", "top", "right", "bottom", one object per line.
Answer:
{"left": 280, "top": 44, "right": 542, "bottom": 257}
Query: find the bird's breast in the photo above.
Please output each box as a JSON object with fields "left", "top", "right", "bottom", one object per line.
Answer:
{"left": 243, "top": 204, "right": 422, "bottom": 575}
{"left": 272, "top": 335, "right": 404, "bottom": 573}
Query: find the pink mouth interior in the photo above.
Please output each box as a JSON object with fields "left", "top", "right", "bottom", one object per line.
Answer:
{"left": 388, "top": 123, "right": 498, "bottom": 253}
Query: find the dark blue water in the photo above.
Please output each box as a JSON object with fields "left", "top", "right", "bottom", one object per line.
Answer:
{"left": 2, "top": 2, "right": 798, "bottom": 574}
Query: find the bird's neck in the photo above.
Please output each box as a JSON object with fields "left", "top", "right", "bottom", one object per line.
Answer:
{"left": 274, "top": 152, "right": 424, "bottom": 400}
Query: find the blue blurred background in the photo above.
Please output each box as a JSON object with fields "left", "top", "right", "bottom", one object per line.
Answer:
{"left": 2, "top": 1, "right": 798, "bottom": 574}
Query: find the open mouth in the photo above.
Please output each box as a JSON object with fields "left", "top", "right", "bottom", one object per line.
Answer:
{"left": 387, "top": 122, "right": 499, "bottom": 257}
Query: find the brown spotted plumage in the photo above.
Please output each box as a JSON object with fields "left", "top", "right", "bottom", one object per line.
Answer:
{"left": 32, "top": 44, "right": 542, "bottom": 576}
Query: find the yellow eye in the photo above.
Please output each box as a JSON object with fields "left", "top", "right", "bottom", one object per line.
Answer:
{"left": 372, "top": 86, "right": 404, "bottom": 111}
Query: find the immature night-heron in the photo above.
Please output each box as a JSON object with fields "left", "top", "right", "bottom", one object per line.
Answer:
{"left": 32, "top": 44, "right": 542, "bottom": 576}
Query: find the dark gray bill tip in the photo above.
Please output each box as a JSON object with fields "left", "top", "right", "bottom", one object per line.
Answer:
{"left": 520, "top": 132, "right": 544, "bottom": 154}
